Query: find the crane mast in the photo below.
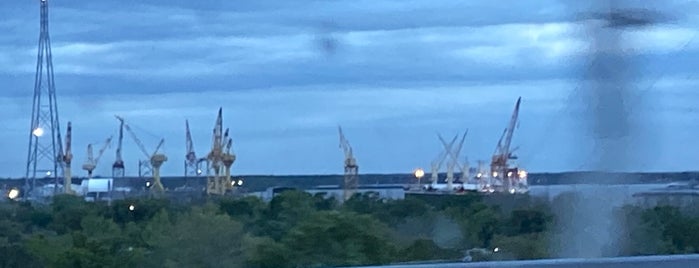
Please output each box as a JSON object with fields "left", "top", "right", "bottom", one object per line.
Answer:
{"left": 338, "top": 126, "right": 358, "bottom": 201}
{"left": 439, "top": 130, "right": 468, "bottom": 189}
{"left": 184, "top": 120, "right": 203, "bottom": 176}
{"left": 112, "top": 118, "right": 125, "bottom": 178}
{"left": 207, "top": 108, "right": 232, "bottom": 195}
{"left": 82, "top": 136, "right": 112, "bottom": 178}
{"left": 62, "top": 122, "right": 74, "bottom": 194}
{"left": 489, "top": 97, "right": 526, "bottom": 194}
{"left": 431, "top": 134, "right": 457, "bottom": 184}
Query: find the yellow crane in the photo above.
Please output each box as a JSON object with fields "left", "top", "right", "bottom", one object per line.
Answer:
{"left": 222, "top": 137, "right": 236, "bottom": 189}
{"left": 206, "top": 108, "right": 236, "bottom": 195}
{"left": 115, "top": 115, "right": 167, "bottom": 193}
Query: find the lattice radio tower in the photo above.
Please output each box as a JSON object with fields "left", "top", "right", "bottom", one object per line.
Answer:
{"left": 25, "top": 0, "right": 63, "bottom": 197}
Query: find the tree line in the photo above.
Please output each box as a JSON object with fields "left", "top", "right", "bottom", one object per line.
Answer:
{"left": 0, "top": 190, "right": 698, "bottom": 267}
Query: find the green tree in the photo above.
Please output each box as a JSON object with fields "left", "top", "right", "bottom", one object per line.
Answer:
{"left": 143, "top": 208, "right": 247, "bottom": 268}
{"left": 284, "top": 211, "right": 397, "bottom": 267}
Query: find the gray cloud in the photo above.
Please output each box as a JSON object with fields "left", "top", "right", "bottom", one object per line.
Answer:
{"left": 0, "top": 0, "right": 698, "bottom": 176}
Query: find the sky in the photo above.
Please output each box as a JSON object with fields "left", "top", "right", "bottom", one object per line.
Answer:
{"left": 1, "top": 0, "right": 699, "bottom": 178}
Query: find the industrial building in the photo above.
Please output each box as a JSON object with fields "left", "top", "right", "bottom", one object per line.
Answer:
{"left": 632, "top": 182, "right": 699, "bottom": 208}
{"left": 246, "top": 185, "right": 407, "bottom": 203}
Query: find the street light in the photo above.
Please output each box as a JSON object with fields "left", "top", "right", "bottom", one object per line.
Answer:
{"left": 7, "top": 188, "right": 20, "bottom": 200}
{"left": 414, "top": 168, "right": 425, "bottom": 188}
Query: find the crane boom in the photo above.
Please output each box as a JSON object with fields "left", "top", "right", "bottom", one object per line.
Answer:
{"left": 211, "top": 108, "right": 223, "bottom": 155}
{"left": 94, "top": 136, "right": 113, "bottom": 165}
{"left": 63, "top": 122, "right": 72, "bottom": 164}
{"left": 441, "top": 131, "right": 468, "bottom": 170}
{"left": 120, "top": 120, "right": 151, "bottom": 159}
{"left": 501, "top": 97, "right": 521, "bottom": 157}
{"left": 115, "top": 117, "right": 124, "bottom": 163}
{"left": 338, "top": 126, "right": 353, "bottom": 159}
{"left": 152, "top": 138, "right": 165, "bottom": 156}
{"left": 436, "top": 134, "right": 458, "bottom": 168}
{"left": 185, "top": 120, "right": 196, "bottom": 162}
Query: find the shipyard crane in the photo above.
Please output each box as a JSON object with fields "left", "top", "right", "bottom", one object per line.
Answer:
{"left": 112, "top": 118, "right": 125, "bottom": 178}
{"left": 115, "top": 115, "right": 167, "bottom": 192}
{"left": 490, "top": 97, "right": 524, "bottom": 193}
{"left": 439, "top": 130, "right": 468, "bottom": 189}
{"left": 184, "top": 120, "right": 206, "bottom": 176}
{"left": 430, "top": 134, "right": 458, "bottom": 184}
{"left": 61, "top": 122, "right": 74, "bottom": 194}
{"left": 338, "top": 126, "right": 358, "bottom": 201}
{"left": 82, "top": 136, "right": 113, "bottom": 178}
{"left": 206, "top": 108, "right": 228, "bottom": 195}
{"left": 222, "top": 137, "right": 236, "bottom": 189}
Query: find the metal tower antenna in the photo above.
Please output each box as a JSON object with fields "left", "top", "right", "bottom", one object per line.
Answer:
{"left": 25, "top": 0, "right": 63, "bottom": 198}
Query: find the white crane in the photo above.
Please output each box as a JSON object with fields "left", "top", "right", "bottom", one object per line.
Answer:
{"left": 338, "top": 126, "right": 358, "bottom": 201}
{"left": 430, "top": 134, "right": 457, "bottom": 183}
{"left": 82, "top": 136, "right": 113, "bottom": 178}
{"left": 439, "top": 130, "right": 468, "bottom": 190}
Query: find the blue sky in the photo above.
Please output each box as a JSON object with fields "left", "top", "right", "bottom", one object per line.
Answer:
{"left": 1, "top": 0, "right": 699, "bottom": 177}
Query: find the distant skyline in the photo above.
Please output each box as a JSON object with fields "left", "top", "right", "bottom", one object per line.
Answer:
{"left": 1, "top": 0, "right": 699, "bottom": 178}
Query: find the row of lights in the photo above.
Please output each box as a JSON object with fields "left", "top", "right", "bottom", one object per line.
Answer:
{"left": 413, "top": 168, "right": 527, "bottom": 180}
{"left": 144, "top": 179, "right": 244, "bottom": 188}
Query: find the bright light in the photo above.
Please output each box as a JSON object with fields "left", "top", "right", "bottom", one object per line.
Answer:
{"left": 476, "top": 173, "right": 482, "bottom": 178}
{"left": 507, "top": 172, "right": 513, "bottom": 177}
{"left": 237, "top": 179, "right": 243, "bottom": 186}
{"left": 45, "top": 171, "right": 52, "bottom": 176}
{"left": 509, "top": 188, "right": 516, "bottom": 194}
{"left": 518, "top": 170, "right": 528, "bottom": 178}
{"left": 196, "top": 169, "right": 202, "bottom": 175}
{"left": 7, "top": 188, "right": 19, "bottom": 200}
{"left": 492, "top": 172, "right": 498, "bottom": 177}
{"left": 128, "top": 204, "right": 135, "bottom": 211}
{"left": 494, "top": 247, "right": 500, "bottom": 253}
{"left": 32, "top": 127, "right": 44, "bottom": 137}
{"left": 413, "top": 168, "right": 425, "bottom": 179}
{"left": 145, "top": 181, "right": 152, "bottom": 188}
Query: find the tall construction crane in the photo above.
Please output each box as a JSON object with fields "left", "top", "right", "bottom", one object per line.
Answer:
{"left": 206, "top": 108, "right": 232, "bottom": 195}
{"left": 82, "top": 136, "right": 113, "bottom": 178}
{"left": 439, "top": 130, "right": 468, "bottom": 189}
{"left": 184, "top": 120, "right": 206, "bottom": 176}
{"left": 222, "top": 136, "right": 236, "bottom": 189}
{"left": 61, "top": 122, "right": 74, "bottom": 194}
{"left": 431, "top": 134, "right": 457, "bottom": 184}
{"left": 490, "top": 97, "right": 523, "bottom": 194}
{"left": 115, "top": 115, "right": 167, "bottom": 192}
{"left": 338, "top": 126, "right": 358, "bottom": 201}
{"left": 112, "top": 118, "right": 125, "bottom": 178}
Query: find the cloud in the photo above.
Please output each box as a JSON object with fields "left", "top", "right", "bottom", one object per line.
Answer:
{"left": 2, "top": 0, "right": 699, "bottom": 176}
